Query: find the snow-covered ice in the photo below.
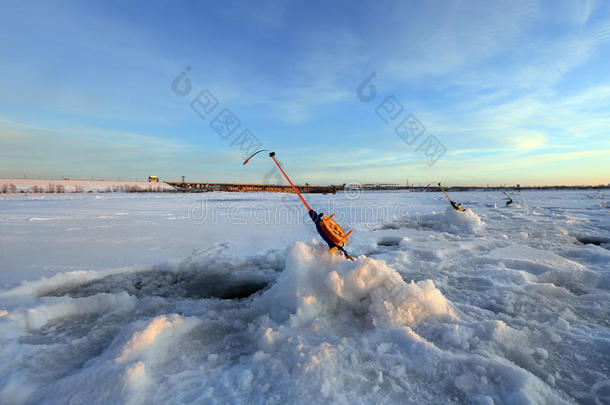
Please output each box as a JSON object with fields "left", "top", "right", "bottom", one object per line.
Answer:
{"left": 0, "top": 190, "right": 608, "bottom": 404}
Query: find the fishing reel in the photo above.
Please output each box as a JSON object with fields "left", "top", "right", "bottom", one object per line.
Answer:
{"left": 310, "top": 210, "right": 355, "bottom": 260}
{"left": 319, "top": 213, "right": 353, "bottom": 247}
{"left": 451, "top": 200, "right": 464, "bottom": 211}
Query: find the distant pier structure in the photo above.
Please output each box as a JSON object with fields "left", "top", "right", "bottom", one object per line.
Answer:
{"left": 165, "top": 182, "right": 341, "bottom": 194}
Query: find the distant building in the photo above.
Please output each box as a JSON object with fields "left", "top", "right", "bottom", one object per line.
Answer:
{"left": 148, "top": 176, "right": 159, "bottom": 183}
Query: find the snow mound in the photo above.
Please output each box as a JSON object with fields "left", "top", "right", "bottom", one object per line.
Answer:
{"left": 16, "top": 292, "right": 137, "bottom": 331}
{"left": 441, "top": 206, "right": 484, "bottom": 233}
{"left": 0, "top": 240, "right": 578, "bottom": 404}
{"left": 115, "top": 314, "right": 188, "bottom": 363}
{"left": 383, "top": 206, "right": 484, "bottom": 234}
{"left": 259, "top": 241, "right": 456, "bottom": 329}
{"left": 486, "top": 245, "right": 608, "bottom": 294}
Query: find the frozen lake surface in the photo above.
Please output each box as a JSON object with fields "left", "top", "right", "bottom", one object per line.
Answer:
{"left": 0, "top": 190, "right": 609, "bottom": 404}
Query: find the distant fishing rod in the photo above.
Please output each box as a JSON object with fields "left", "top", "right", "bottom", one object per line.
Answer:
{"left": 244, "top": 149, "right": 354, "bottom": 260}
{"left": 438, "top": 183, "right": 465, "bottom": 211}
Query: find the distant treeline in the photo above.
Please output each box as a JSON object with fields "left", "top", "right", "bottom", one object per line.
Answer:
{"left": 0, "top": 183, "right": 175, "bottom": 194}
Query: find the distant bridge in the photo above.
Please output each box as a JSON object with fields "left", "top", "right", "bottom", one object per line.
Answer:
{"left": 165, "top": 182, "right": 340, "bottom": 194}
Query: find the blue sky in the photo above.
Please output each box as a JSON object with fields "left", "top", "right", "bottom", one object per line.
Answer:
{"left": 1, "top": 0, "right": 609, "bottom": 186}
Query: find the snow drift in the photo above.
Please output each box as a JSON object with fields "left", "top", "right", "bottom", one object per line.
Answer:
{"left": 0, "top": 241, "right": 574, "bottom": 404}
{"left": 381, "top": 206, "right": 484, "bottom": 235}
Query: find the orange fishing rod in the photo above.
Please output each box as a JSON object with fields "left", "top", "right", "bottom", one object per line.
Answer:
{"left": 244, "top": 150, "right": 354, "bottom": 260}
{"left": 269, "top": 152, "right": 312, "bottom": 211}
